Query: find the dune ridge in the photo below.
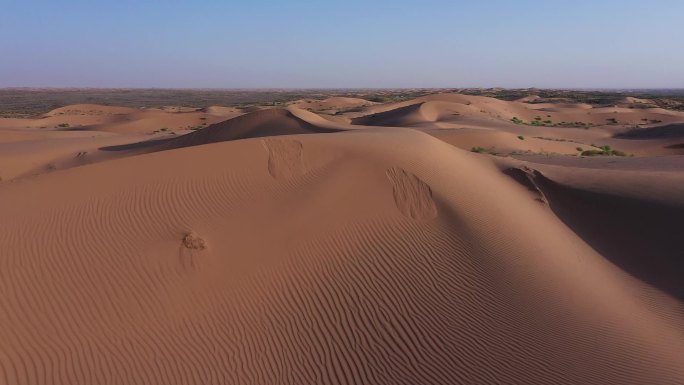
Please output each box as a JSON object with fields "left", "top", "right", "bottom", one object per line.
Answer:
{"left": 156, "top": 108, "right": 342, "bottom": 151}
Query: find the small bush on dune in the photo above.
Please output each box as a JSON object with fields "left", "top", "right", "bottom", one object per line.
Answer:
{"left": 581, "top": 145, "right": 627, "bottom": 157}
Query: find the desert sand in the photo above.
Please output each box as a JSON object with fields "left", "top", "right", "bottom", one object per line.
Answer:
{"left": 1, "top": 92, "right": 683, "bottom": 384}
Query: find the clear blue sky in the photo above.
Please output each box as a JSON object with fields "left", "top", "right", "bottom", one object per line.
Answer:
{"left": 1, "top": 0, "right": 683, "bottom": 88}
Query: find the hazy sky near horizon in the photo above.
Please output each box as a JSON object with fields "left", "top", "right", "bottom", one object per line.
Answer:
{"left": 1, "top": 0, "right": 683, "bottom": 88}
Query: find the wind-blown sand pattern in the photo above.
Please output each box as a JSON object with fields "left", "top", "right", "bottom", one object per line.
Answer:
{"left": 1, "top": 93, "right": 684, "bottom": 384}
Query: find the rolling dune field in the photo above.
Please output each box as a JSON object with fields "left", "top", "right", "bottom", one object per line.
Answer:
{"left": 1, "top": 92, "right": 683, "bottom": 384}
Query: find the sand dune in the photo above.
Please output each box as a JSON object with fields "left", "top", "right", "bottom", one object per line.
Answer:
{"left": 510, "top": 161, "right": 684, "bottom": 299}
{"left": 156, "top": 108, "right": 343, "bottom": 151}
{"left": 289, "top": 97, "right": 373, "bottom": 112}
{"left": 349, "top": 93, "right": 684, "bottom": 130}
{"left": 1, "top": 93, "right": 684, "bottom": 384}
{"left": 0, "top": 103, "right": 226, "bottom": 134}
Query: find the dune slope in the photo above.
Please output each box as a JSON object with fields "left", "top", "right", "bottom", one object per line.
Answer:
{"left": 1, "top": 127, "right": 684, "bottom": 385}
{"left": 157, "top": 108, "right": 342, "bottom": 151}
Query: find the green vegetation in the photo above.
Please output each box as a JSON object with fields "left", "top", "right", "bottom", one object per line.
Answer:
{"left": 511, "top": 117, "right": 591, "bottom": 128}
{"left": 459, "top": 88, "right": 684, "bottom": 112}
{"left": 0, "top": 89, "right": 439, "bottom": 117}
{"left": 555, "top": 121, "right": 591, "bottom": 128}
{"left": 2, "top": 88, "right": 684, "bottom": 118}
{"left": 57, "top": 123, "right": 69, "bottom": 128}
{"left": 470, "top": 147, "right": 503, "bottom": 156}
{"left": 581, "top": 145, "right": 626, "bottom": 157}
{"left": 517, "top": 135, "right": 525, "bottom": 140}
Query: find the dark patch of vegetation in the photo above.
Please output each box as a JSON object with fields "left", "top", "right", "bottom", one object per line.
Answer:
{"left": 511, "top": 117, "right": 524, "bottom": 124}
{"left": 581, "top": 145, "right": 626, "bottom": 156}
{"left": 517, "top": 135, "right": 525, "bottom": 140}
{"left": 459, "top": 88, "right": 684, "bottom": 112}
{"left": 470, "top": 146, "right": 503, "bottom": 156}
{"left": 57, "top": 123, "right": 70, "bottom": 128}
{"left": 0, "top": 88, "right": 446, "bottom": 117}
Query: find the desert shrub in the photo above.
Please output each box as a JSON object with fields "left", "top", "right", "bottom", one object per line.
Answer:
{"left": 57, "top": 123, "right": 69, "bottom": 128}
{"left": 581, "top": 146, "right": 626, "bottom": 156}
{"left": 471, "top": 147, "right": 487, "bottom": 153}
{"left": 511, "top": 117, "right": 523, "bottom": 124}
{"left": 517, "top": 135, "right": 525, "bottom": 140}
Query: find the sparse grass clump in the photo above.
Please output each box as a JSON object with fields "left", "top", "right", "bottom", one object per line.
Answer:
{"left": 511, "top": 117, "right": 524, "bottom": 124}
{"left": 57, "top": 123, "right": 69, "bottom": 128}
{"left": 470, "top": 147, "right": 503, "bottom": 156}
{"left": 581, "top": 145, "right": 626, "bottom": 156}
